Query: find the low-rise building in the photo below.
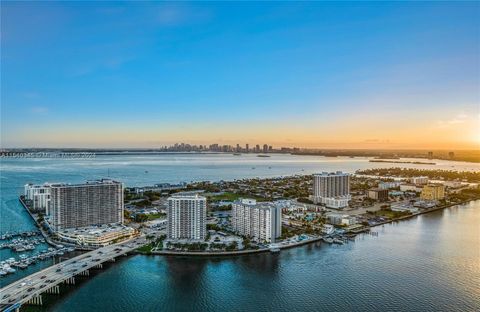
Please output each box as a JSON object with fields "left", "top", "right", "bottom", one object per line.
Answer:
{"left": 55, "top": 224, "right": 137, "bottom": 247}
{"left": 410, "top": 176, "right": 429, "bottom": 185}
{"left": 400, "top": 184, "right": 423, "bottom": 192}
{"left": 391, "top": 204, "right": 419, "bottom": 213}
{"left": 378, "top": 181, "right": 401, "bottom": 190}
{"left": 321, "top": 196, "right": 350, "bottom": 209}
{"left": 421, "top": 184, "right": 445, "bottom": 200}
{"left": 368, "top": 189, "right": 389, "bottom": 201}
{"left": 325, "top": 213, "right": 355, "bottom": 226}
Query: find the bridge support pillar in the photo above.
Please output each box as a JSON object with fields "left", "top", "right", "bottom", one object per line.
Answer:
{"left": 27, "top": 294, "right": 43, "bottom": 305}
{"left": 46, "top": 285, "right": 60, "bottom": 294}
{"left": 64, "top": 277, "right": 76, "bottom": 285}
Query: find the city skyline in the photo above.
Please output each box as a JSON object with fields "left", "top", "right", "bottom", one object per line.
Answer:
{"left": 1, "top": 2, "right": 479, "bottom": 149}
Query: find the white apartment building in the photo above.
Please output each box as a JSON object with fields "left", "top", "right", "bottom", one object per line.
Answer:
{"left": 24, "top": 183, "right": 53, "bottom": 213}
{"left": 49, "top": 179, "right": 124, "bottom": 231}
{"left": 312, "top": 172, "right": 351, "bottom": 208}
{"left": 378, "top": 181, "right": 402, "bottom": 190}
{"left": 167, "top": 194, "right": 206, "bottom": 240}
{"left": 400, "top": 184, "right": 423, "bottom": 192}
{"left": 410, "top": 176, "right": 429, "bottom": 185}
{"left": 232, "top": 199, "right": 282, "bottom": 243}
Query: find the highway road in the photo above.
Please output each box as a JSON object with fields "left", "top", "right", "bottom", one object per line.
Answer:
{"left": 0, "top": 237, "right": 146, "bottom": 310}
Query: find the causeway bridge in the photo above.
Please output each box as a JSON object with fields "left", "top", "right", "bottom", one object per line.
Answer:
{"left": 0, "top": 237, "right": 146, "bottom": 312}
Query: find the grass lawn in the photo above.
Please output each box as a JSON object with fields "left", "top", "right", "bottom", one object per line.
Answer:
{"left": 146, "top": 213, "right": 165, "bottom": 220}
{"left": 372, "top": 209, "right": 410, "bottom": 219}
{"left": 136, "top": 243, "right": 154, "bottom": 254}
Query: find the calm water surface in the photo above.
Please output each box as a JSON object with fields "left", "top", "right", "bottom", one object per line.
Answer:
{"left": 1, "top": 154, "right": 479, "bottom": 311}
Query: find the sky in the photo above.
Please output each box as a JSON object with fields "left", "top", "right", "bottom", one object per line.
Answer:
{"left": 1, "top": 1, "right": 479, "bottom": 149}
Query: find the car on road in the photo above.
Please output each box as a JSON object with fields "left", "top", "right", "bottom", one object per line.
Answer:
{"left": 41, "top": 275, "right": 47, "bottom": 279}
{"left": 56, "top": 268, "right": 62, "bottom": 272}
{"left": 27, "top": 287, "right": 35, "bottom": 292}
{"left": 2, "top": 294, "right": 11, "bottom": 299}
{"left": 82, "top": 264, "right": 88, "bottom": 267}
{"left": 9, "top": 298, "right": 16, "bottom": 303}
{"left": 39, "top": 285, "right": 46, "bottom": 289}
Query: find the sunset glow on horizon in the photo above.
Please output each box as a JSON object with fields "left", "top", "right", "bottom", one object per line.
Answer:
{"left": 1, "top": 2, "right": 479, "bottom": 150}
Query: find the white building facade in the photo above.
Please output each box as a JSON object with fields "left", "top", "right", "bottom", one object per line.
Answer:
{"left": 410, "top": 176, "right": 429, "bottom": 185}
{"left": 24, "top": 183, "right": 52, "bottom": 213}
{"left": 167, "top": 194, "right": 206, "bottom": 240}
{"left": 312, "top": 172, "right": 351, "bottom": 208}
{"left": 232, "top": 199, "right": 282, "bottom": 243}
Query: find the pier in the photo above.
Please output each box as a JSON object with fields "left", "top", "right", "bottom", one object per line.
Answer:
{"left": 0, "top": 237, "right": 146, "bottom": 312}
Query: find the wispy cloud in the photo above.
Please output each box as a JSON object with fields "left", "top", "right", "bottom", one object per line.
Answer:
{"left": 156, "top": 4, "right": 212, "bottom": 26}
{"left": 29, "top": 106, "right": 48, "bottom": 115}
{"left": 436, "top": 113, "right": 469, "bottom": 128}
{"left": 23, "top": 92, "right": 41, "bottom": 99}
{"left": 68, "top": 56, "right": 134, "bottom": 77}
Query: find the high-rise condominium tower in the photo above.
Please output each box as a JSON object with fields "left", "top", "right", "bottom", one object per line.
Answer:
{"left": 167, "top": 194, "right": 207, "bottom": 240}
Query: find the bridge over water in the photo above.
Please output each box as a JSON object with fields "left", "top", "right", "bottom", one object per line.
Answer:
{"left": 0, "top": 237, "right": 146, "bottom": 312}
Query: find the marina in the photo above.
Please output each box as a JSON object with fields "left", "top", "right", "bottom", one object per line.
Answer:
{"left": 0, "top": 246, "right": 75, "bottom": 277}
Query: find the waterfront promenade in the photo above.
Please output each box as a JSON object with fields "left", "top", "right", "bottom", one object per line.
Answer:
{"left": 0, "top": 237, "right": 146, "bottom": 311}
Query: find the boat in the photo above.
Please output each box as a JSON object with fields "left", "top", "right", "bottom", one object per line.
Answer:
{"left": 233, "top": 153, "right": 241, "bottom": 156}
{"left": 0, "top": 270, "right": 7, "bottom": 276}
{"left": 257, "top": 154, "right": 270, "bottom": 158}
{"left": 333, "top": 238, "right": 344, "bottom": 245}
{"left": 270, "top": 247, "right": 281, "bottom": 253}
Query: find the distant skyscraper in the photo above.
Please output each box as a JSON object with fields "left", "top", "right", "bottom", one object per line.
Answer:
{"left": 246, "top": 144, "right": 249, "bottom": 152}
{"left": 448, "top": 151, "right": 455, "bottom": 159}
{"left": 255, "top": 144, "right": 260, "bottom": 153}
{"left": 263, "top": 144, "right": 268, "bottom": 153}
{"left": 49, "top": 179, "right": 124, "bottom": 231}
{"left": 236, "top": 144, "right": 241, "bottom": 152}
{"left": 231, "top": 199, "right": 282, "bottom": 243}
{"left": 167, "top": 194, "right": 206, "bottom": 240}
{"left": 313, "top": 172, "right": 351, "bottom": 208}
{"left": 427, "top": 151, "right": 433, "bottom": 159}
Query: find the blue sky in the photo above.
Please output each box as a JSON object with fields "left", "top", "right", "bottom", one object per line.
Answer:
{"left": 1, "top": 1, "right": 479, "bottom": 148}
